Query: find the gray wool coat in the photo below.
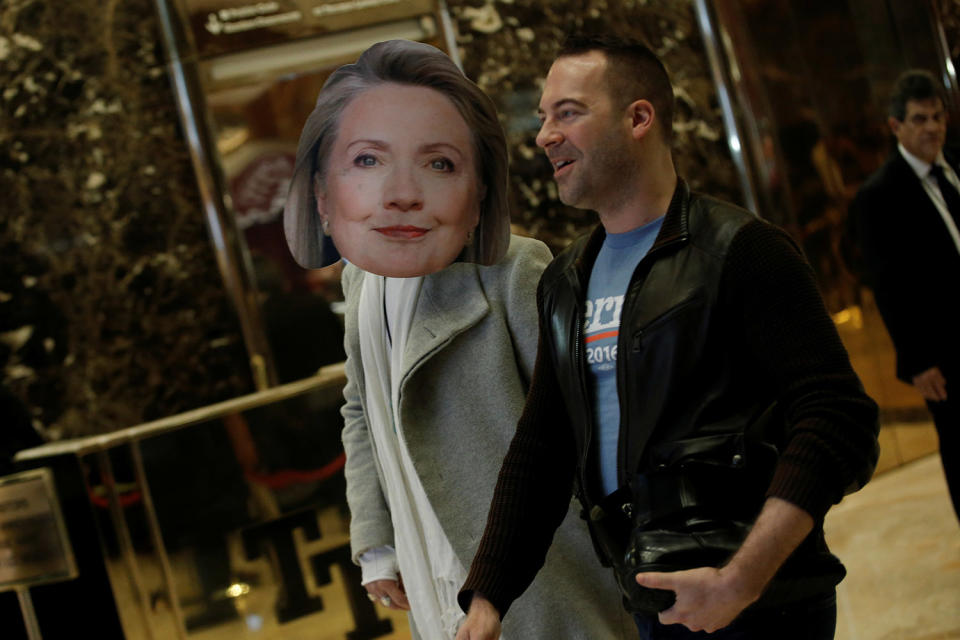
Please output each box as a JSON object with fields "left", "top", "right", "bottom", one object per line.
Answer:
{"left": 340, "top": 235, "right": 632, "bottom": 639}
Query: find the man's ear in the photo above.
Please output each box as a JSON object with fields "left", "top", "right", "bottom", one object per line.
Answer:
{"left": 478, "top": 183, "right": 488, "bottom": 202}
{"left": 888, "top": 115, "right": 902, "bottom": 139}
{"left": 629, "top": 99, "right": 656, "bottom": 140}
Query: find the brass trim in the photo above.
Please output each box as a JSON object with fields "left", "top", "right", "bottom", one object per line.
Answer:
{"left": 161, "top": 52, "right": 280, "bottom": 388}
{"left": 130, "top": 441, "right": 189, "bottom": 639}
{"left": 200, "top": 16, "right": 436, "bottom": 90}
{"left": 929, "top": 0, "right": 960, "bottom": 114}
{"left": 96, "top": 452, "right": 158, "bottom": 640}
{"left": 15, "top": 364, "right": 346, "bottom": 461}
{"left": 693, "top": 0, "right": 761, "bottom": 215}
{"left": 15, "top": 588, "right": 42, "bottom": 640}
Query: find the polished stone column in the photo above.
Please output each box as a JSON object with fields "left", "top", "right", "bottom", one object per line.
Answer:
{"left": 0, "top": 0, "right": 253, "bottom": 440}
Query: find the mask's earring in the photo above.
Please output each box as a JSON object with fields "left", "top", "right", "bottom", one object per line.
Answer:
{"left": 314, "top": 173, "right": 329, "bottom": 236}
{"left": 466, "top": 228, "right": 475, "bottom": 245}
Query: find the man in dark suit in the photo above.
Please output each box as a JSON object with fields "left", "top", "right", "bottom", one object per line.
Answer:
{"left": 851, "top": 69, "right": 960, "bottom": 523}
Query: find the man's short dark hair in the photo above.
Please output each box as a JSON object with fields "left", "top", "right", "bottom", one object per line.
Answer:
{"left": 888, "top": 69, "right": 946, "bottom": 121}
{"left": 557, "top": 34, "right": 675, "bottom": 143}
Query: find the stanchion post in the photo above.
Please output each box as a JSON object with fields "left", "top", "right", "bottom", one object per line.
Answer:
{"left": 16, "top": 586, "right": 42, "bottom": 640}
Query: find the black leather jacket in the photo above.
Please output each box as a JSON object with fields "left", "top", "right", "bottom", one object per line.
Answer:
{"left": 538, "top": 181, "right": 878, "bottom": 567}
{"left": 459, "top": 180, "right": 879, "bottom": 617}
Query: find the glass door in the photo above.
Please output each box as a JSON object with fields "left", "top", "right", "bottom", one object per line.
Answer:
{"left": 699, "top": 0, "right": 957, "bottom": 467}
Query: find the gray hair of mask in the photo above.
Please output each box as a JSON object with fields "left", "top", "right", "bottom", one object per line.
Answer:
{"left": 283, "top": 39, "right": 510, "bottom": 270}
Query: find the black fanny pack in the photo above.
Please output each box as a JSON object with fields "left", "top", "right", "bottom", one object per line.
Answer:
{"left": 590, "top": 432, "right": 845, "bottom": 616}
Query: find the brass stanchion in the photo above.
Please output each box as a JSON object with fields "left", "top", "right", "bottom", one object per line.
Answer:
{"left": 16, "top": 586, "right": 42, "bottom": 640}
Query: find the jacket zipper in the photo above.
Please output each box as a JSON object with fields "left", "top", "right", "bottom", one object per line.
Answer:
{"left": 613, "top": 236, "right": 686, "bottom": 491}
{"left": 570, "top": 196, "right": 690, "bottom": 500}
{"left": 574, "top": 308, "right": 596, "bottom": 496}
{"left": 566, "top": 267, "right": 597, "bottom": 503}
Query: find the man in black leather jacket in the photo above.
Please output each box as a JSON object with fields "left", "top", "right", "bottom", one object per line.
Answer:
{"left": 456, "top": 36, "right": 879, "bottom": 640}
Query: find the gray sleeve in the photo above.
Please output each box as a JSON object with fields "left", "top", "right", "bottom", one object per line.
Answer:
{"left": 339, "top": 266, "right": 395, "bottom": 564}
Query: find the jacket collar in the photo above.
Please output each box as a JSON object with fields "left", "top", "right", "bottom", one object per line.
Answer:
{"left": 400, "top": 264, "right": 489, "bottom": 379}
{"left": 573, "top": 177, "right": 691, "bottom": 280}
{"left": 886, "top": 150, "right": 937, "bottom": 206}
{"left": 651, "top": 177, "right": 691, "bottom": 250}
{"left": 887, "top": 146, "right": 960, "bottom": 180}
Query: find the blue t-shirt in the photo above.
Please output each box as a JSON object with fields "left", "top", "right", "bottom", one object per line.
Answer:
{"left": 584, "top": 216, "right": 664, "bottom": 496}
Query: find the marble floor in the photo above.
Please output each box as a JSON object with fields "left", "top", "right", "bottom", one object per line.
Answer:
{"left": 178, "top": 449, "right": 959, "bottom": 640}
{"left": 828, "top": 300, "right": 960, "bottom": 637}
{"left": 825, "top": 452, "right": 960, "bottom": 640}
{"left": 91, "top": 430, "right": 957, "bottom": 640}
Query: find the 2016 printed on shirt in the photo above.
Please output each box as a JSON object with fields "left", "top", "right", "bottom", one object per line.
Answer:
{"left": 584, "top": 295, "right": 624, "bottom": 371}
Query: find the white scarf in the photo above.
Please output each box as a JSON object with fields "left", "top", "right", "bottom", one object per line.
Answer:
{"left": 358, "top": 272, "right": 466, "bottom": 638}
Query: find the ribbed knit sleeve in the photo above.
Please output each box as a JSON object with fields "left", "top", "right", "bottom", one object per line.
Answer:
{"left": 723, "top": 220, "right": 879, "bottom": 521}
{"left": 458, "top": 300, "right": 579, "bottom": 619}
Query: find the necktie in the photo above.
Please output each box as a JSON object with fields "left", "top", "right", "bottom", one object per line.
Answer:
{"left": 928, "top": 163, "right": 960, "bottom": 228}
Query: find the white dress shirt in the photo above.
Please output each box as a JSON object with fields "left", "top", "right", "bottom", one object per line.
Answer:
{"left": 898, "top": 142, "right": 960, "bottom": 254}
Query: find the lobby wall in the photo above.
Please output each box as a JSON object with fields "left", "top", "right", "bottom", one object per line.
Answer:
{"left": 1, "top": 0, "right": 254, "bottom": 440}
{"left": 1, "top": 0, "right": 738, "bottom": 441}
{"left": 9, "top": 0, "right": 953, "bottom": 441}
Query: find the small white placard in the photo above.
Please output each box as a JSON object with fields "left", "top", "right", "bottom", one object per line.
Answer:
{"left": 0, "top": 468, "right": 78, "bottom": 590}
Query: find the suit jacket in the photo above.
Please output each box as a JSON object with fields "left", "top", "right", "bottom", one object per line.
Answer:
{"left": 340, "top": 235, "right": 632, "bottom": 639}
{"left": 851, "top": 149, "right": 960, "bottom": 381}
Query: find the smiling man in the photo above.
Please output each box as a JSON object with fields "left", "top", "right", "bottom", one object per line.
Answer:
{"left": 456, "top": 35, "right": 879, "bottom": 640}
{"left": 851, "top": 70, "right": 960, "bottom": 525}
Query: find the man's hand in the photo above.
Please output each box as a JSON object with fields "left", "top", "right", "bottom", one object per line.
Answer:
{"left": 455, "top": 593, "right": 501, "bottom": 640}
{"left": 364, "top": 578, "right": 410, "bottom": 610}
{"left": 912, "top": 366, "right": 948, "bottom": 402}
{"left": 636, "top": 497, "right": 814, "bottom": 633}
{"left": 634, "top": 565, "right": 760, "bottom": 632}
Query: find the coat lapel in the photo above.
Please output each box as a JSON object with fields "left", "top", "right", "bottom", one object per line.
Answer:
{"left": 887, "top": 152, "right": 931, "bottom": 213}
{"left": 887, "top": 152, "right": 960, "bottom": 243}
{"left": 400, "top": 264, "right": 489, "bottom": 384}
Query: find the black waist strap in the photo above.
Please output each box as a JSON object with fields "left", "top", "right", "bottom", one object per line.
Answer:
{"left": 598, "top": 467, "right": 766, "bottom": 526}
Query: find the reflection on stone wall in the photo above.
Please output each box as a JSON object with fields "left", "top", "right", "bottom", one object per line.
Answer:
{"left": 1, "top": 0, "right": 736, "bottom": 440}
{"left": 0, "top": 0, "right": 253, "bottom": 439}
{"left": 446, "top": 0, "right": 741, "bottom": 250}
